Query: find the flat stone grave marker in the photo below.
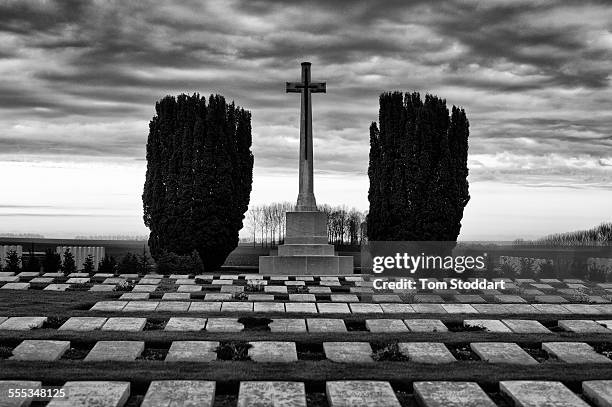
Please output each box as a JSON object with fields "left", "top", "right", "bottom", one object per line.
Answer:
{"left": 441, "top": 304, "right": 478, "bottom": 314}
{"left": 220, "top": 285, "right": 243, "bottom": 293}
{"left": 582, "top": 380, "right": 612, "bottom": 407}
{"left": 66, "top": 278, "right": 89, "bottom": 284}
{"left": 380, "top": 303, "right": 414, "bottom": 314}
{"left": 206, "top": 318, "right": 244, "bottom": 332}
{"left": 132, "top": 285, "right": 157, "bottom": 292}
{"left": 89, "top": 285, "right": 115, "bottom": 292}
{"left": 372, "top": 294, "right": 402, "bottom": 303}
{"left": 453, "top": 294, "right": 486, "bottom": 303}
{"left": 317, "top": 303, "right": 351, "bottom": 314}
{"left": 307, "top": 318, "right": 346, "bottom": 332}
{"left": 285, "top": 280, "right": 305, "bottom": 286}
{"left": 176, "top": 278, "right": 196, "bottom": 285}
{"left": 562, "top": 304, "right": 603, "bottom": 315}
{"left": 165, "top": 317, "right": 206, "bottom": 331}
{"left": 366, "top": 319, "right": 408, "bottom": 332}
{"left": 326, "top": 381, "right": 400, "bottom": 407}
{"left": 414, "top": 381, "right": 496, "bottom": 407}
{"left": 289, "top": 294, "right": 316, "bottom": 302}
{"left": 331, "top": 294, "right": 359, "bottom": 302}
{"left": 559, "top": 319, "right": 611, "bottom": 333}
{"left": 178, "top": 285, "right": 202, "bottom": 292}
{"left": 47, "top": 381, "right": 130, "bottom": 407}
{"left": 324, "top": 342, "right": 373, "bottom": 363}
{"left": 238, "top": 381, "right": 306, "bottom": 407}
{"left": 249, "top": 341, "right": 298, "bottom": 362}
{"left": 285, "top": 302, "right": 318, "bottom": 313}
{"left": 398, "top": 342, "right": 456, "bottom": 363}
{"left": 119, "top": 293, "right": 145, "bottom": 300}
{"left": 189, "top": 302, "right": 221, "bottom": 312}
{"left": 162, "top": 293, "right": 191, "bottom": 300}
{"left": 248, "top": 294, "right": 275, "bottom": 301}
{"left": 157, "top": 301, "right": 191, "bottom": 312}
{"left": 165, "top": 341, "right": 219, "bottom": 362}
{"left": 170, "top": 274, "right": 191, "bottom": 279}
{"left": 101, "top": 317, "right": 146, "bottom": 332}
{"left": 123, "top": 301, "right": 159, "bottom": 312}
{"left": 494, "top": 294, "right": 527, "bottom": 303}
{"left": 30, "top": 277, "right": 54, "bottom": 283}
{"left": 205, "top": 293, "right": 232, "bottom": 301}
{"left": 0, "top": 283, "right": 30, "bottom": 290}
{"left": 91, "top": 301, "right": 127, "bottom": 311}
{"left": 535, "top": 295, "right": 567, "bottom": 303}
{"left": 404, "top": 319, "right": 448, "bottom": 332}
{"left": 349, "top": 303, "right": 383, "bottom": 314}
{"left": 84, "top": 341, "right": 144, "bottom": 361}
{"left": 44, "top": 284, "right": 70, "bottom": 291}
{"left": 269, "top": 318, "right": 307, "bottom": 333}
{"left": 221, "top": 302, "right": 253, "bottom": 312}
{"left": 542, "top": 342, "right": 611, "bottom": 363}
{"left": 0, "top": 316, "right": 46, "bottom": 330}
{"left": 464, "top": 319, "right": 512, "bottom": 332}
{"left": 532, "top": 304, "right": 570, "bottom": 314}
{"left": 531, "top": 283, "right": 554, "bottom": 290}
{"left": 410, "top": 304, "right": 446, "bottom": 313}
{"left": 254, "top": 302, "right": 285, "bottom": 313}
{"left": 0, "top": 381, "right": 42, "bottom": 406}
{"left": 470, "top": 342, "right": 538, "bottom": 365}
{"left": 415, "top": 295, "right": 444, "bottom": 303}
{"left": 500, "top": 381, "right": 589, "bottom": 407}
{"left": 502, "top": 319, "right": 551, "bottom": 333}
{"left": 264, "top": 286, "right": 287, "bottom": 294}
{"left": 103, "top": 278, "right": 126, "bottom": 284}
{"left": 59, "top": 317, "right": 107, "bottom": 331}
{"left": 11, "top": 340, "right": 70, "bottom": 361}
{"left": 141, "top": 380, "right": 215, "bottom": 407}
{"left": 308, "top": 286, "right": 332, "bottom": 293}
{"left": 211, "top": 279, "right": 233, "bottom": 285}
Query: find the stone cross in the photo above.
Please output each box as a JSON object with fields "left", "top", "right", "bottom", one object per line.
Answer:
{"left": 286, "top": 62, "right": 326, "bottom": 212}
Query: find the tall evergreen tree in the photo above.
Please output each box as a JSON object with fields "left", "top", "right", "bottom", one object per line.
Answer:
{"left": 4, "top": 250, "right": 21, "bottom": 273}
{"left": 143, "top": 93, "right": 253, "bottom": 271}
{"left": 61, "top": 249, "right": 77, "bottom": 275}
{"left": 367, "top": 92, "right": 470, "bottom": 241}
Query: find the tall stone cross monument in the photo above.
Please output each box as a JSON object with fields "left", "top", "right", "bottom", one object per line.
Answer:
{"left": 259, "top": 62, "right": 353, "bottom": 275}
{"left": 286, "top": 61, "right": 325, "bottom": 211}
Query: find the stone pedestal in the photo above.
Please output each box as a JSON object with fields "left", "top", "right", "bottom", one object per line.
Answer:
{"left": 259, "top": 211, "right": 353, "bottom": 275}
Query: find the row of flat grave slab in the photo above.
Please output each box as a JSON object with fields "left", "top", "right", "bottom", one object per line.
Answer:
{"left": 1, "top": 380, "right": 611, "bottom": 407}
{"left": 4, "top": 339, "right": 612, "bottom": 364}
{"left": 89, "top": 300, "right": 612, "bottom": 314}
{"left": 3, "top": 315, "right": 612, "bottom": 334}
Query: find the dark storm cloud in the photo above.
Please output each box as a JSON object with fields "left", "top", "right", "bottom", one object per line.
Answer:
{"left": 0, "top": 0, "right": 610, "bottom": 187}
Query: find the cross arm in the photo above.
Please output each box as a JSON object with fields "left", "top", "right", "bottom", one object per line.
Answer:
{"left": 309, "top": 82, "right": 326, "bottom": 93}
{"left": 286, "top": 82, "right": 302, "bottom": 93}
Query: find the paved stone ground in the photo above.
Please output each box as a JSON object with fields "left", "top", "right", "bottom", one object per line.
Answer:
{"left": 1, "top": 273, "right": 612, "bottom": 405}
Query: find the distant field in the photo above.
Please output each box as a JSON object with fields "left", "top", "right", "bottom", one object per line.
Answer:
{"left": 0, "top": 238, "right": 360, "bottom": 267}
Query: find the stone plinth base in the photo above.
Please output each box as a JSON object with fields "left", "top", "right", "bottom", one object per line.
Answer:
{"left": 259, "top": 255, "right": 353, "bottom": 275}
{"left": 259, "top": 210, "right": 354, "bottom": 275}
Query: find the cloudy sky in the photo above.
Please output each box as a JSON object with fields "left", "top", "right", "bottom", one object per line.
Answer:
{"left": 0, "top": 0, "right": 611, "bottom": 240}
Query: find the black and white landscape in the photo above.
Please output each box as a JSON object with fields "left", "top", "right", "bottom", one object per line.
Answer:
{"left": 1, "top": 1, "right": 612, "bottom": 406}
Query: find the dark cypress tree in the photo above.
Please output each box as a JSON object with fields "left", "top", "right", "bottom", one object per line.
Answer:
{"left": 61, "top": 249, "right": 77, "bottom": 275}
{"left": 367, "top": 92, "right": 470, "bottom": 242}
{"left": 143, "top": 93, "right": 253, "bottom": 272}
{"left": 42, "top": 249, "right": 61, "bottom": 274}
